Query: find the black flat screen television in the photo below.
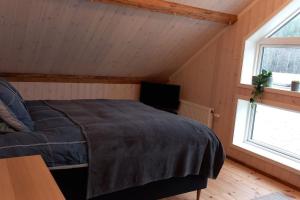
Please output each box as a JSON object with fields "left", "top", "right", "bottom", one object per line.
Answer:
{"left": 140, "top": 82, "right": 180, "bottom": 113}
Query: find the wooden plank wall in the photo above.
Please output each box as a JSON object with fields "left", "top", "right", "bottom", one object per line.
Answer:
{"left": 178, "top": 100, "right": 214, "bottom": 128}
{"left": 0, "top": 0, "right": 236, "bottom": 80}
{"left": 170, "top": 0, "right": 300, "bottom": 188}
{"left": 12, "top": 82, "right": 140, "bottom": 100}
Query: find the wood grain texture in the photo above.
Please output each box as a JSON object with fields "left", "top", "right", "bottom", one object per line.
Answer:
{"left": 90, "top": 0, "right": 237, "bottom": 24}
{"left": 11, "top": 82, "right": 140, "bottom": 100}
{"left": 168, "top": 0, "right": 252, "bottom": 15}
{"left": 0, "top": 155, "right": 65, "bottom": 200}
{"left": 0, "top": 0, "right": 251, "bottom": 80}
{"left": 1, "top": 73, "right": 149, "bottom": 84}
{"left": 169, "top": 0, "right": 300, "bottom": 188}
{"left": 164, "top": 159, "right": 300, "bottom": 200}
{"left": 178, "top": 100, "right": 214, "bottom": 128}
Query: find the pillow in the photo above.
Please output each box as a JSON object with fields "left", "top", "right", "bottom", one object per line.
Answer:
{"left": 0, "top": 78, "right": 30, "bottom": 112}
{"left": 0, "top": 78, "right": 24, "bottom": 102}
{"left": 0, "top": 100, "right": 30, "bottom": 132}
{"left": 0, "top": 119, "right": 15, "bottom": 134}
{"left": 0, "top": 83, "right": 33, "bottom": 131}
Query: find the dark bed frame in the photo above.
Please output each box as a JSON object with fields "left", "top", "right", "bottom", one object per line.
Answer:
{"left": 51, "top": 167, "right": 207, "bottom": 200}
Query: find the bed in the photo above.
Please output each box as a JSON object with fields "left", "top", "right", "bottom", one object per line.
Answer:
{"left": 0, "top": 80, "right": 225, "bottom": 200}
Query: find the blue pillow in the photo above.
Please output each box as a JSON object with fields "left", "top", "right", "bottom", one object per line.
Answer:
{"left": 0, "top": 78, "right": 24, "bottom": 102}
{"left": 0, "top": 83, "right": 33, "bottom": 131}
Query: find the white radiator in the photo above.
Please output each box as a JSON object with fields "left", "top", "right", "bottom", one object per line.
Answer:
{"left": 178, "top": 100, "right": 214, "bottom": 128}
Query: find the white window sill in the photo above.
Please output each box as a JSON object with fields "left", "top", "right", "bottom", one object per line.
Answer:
{"left": 232, "top": 141, "right": 300, "bottom": 172}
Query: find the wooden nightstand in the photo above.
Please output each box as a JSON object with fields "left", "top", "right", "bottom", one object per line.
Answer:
{"left": 0, "top": 155, "right": 65, "bottom": 200}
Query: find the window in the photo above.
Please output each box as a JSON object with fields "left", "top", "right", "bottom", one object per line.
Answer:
{"left": 247, "top": 103, "right": 300, "bottom": 161}
{"left": 233, "top": 99, "right": 300, "bottom": 170}
{"left": 256, "top": 11, "right": 300, "bottom": 89}
{"left": 236, "top": 2, "right": 300, "bottom": 170}
{"left": 259, "top": 46, "right": 300, "bottom": 87}
{"left": 271, "top": 13, "right": 300, "bottom": 38}
{"left": 240, "top": 2, "right": 300, "bottom": 85}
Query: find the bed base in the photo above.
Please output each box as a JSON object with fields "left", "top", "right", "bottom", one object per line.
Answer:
{"left": 51, "top": 167, "right": 207, "bottom": 200}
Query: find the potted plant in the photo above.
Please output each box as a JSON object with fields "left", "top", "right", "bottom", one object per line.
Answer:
{"left": 250, "top": 70, "right": 272, "bottom": 104}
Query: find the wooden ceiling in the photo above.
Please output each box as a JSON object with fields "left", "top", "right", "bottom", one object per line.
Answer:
{"left": 0, "top": 0, "right": 252, "bottom": 80}
{"left": 168, "top": 0, "right": 253, "bottom": 14}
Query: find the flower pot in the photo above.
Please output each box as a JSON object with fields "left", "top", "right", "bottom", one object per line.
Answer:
{"left": 291, "top": 81, "right": 300, "bottom": 91}
{"left": 265, "top": 77, "right": 273, "bottom": 87}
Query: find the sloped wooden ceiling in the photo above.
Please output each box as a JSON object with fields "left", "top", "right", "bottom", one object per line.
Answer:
{"left": 0, "top": 0, "right": 252, "bottom": 80}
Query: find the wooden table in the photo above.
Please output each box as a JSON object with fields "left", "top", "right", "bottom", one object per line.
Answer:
{"left": 0, "top": 155, "right": 65, "bottom": 200}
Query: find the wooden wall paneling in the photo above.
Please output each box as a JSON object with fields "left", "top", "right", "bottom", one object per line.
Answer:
{"left": 0, "top": 0, "right": 251, "bottom": 80}
{"left": 28, "top": 0, "right": 56, "bottom": 73}
{"left": 137, "top": 14, "right": 180, "bottom": 76}
{"left": 72, "top": 4, "right": 114, "bottom": 74}
{"left": 163, "top": 18, "right": 225, "bottom": 77}
{"left": 48, "top": 0, "right": 107, "bottom": 75}
{"left": 159, "top": 20, "right": 224, "bottom": 78}
{"left": 115, "top": 11, "right": 167, "bottom": 76}
{"left": 139, "top": 15, "right": 201, "bottom": 77}
{"left": 169, "top": 0, "right": 300, "bottom": 188}
{"left": 11, "top": 82, "right": 140, "bottom": 101}
{"left": 170, "top": 39, "right": 219, "bottom": 106}
{"left": 90, "top": 0, "right": 238, "bottom": 24}
{"left": 86, "top": 6, "right": 127, "bottom": 75}
{"left": 21, "top": 0, "right": 51, "bottom": 73}
{"left": 140, "top": 16, "right": 191, "bottom": 77}
{"left": 94, "top": 8, "right": 151, "bottom": 75}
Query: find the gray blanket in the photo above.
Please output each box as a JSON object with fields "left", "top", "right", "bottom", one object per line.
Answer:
{"left": 45, "top": 99, "right": 224, "bottom": 199}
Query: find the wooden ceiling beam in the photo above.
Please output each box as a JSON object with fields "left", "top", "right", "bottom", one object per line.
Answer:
{"left": 90, "top": 0, "right": 237, "bottom": 25}
{"left": 0, "top": 73, "right": 149, "bottom": 84}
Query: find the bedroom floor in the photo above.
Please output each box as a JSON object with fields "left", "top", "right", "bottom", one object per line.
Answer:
{"left": 164, "top": 159, "right": 300, "bottom": 200}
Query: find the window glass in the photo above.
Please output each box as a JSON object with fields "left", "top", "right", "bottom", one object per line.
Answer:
{"left": 251, "top": 103, "right": 300, "bottom": 159}
{"left": 260, "top": 47, "right": 300, "bottom": 86}
{"left": 271, "top": 13, "right": 300, "bottom": 37}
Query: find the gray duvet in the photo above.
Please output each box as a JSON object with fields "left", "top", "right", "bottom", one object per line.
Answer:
{"left": 0, "top": 99, "right": 224, "bottom": 199}
{"left": 44, "top": 99, "right": 225, "bottom": 199}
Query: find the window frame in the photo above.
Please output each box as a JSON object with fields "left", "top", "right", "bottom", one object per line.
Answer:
{"left": 243, "top": 103, "right": 300, "bottom": 163}
{"left": 254, "top": 38, "right": 300, "bottom": 76}
{"left": 268, "top": 8, "right": 300, "bottom": 38}
{"left": 249, "top": 12, "right": 300, "bottom": 158}
{"left": 253, "top": 9, "right": 300, "bottom": 82}
{"left": 254, "top": 42, "right": 300, "bottom": 88}
{"left": 236, "top": 1, "right": 300, "bottom": 171}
